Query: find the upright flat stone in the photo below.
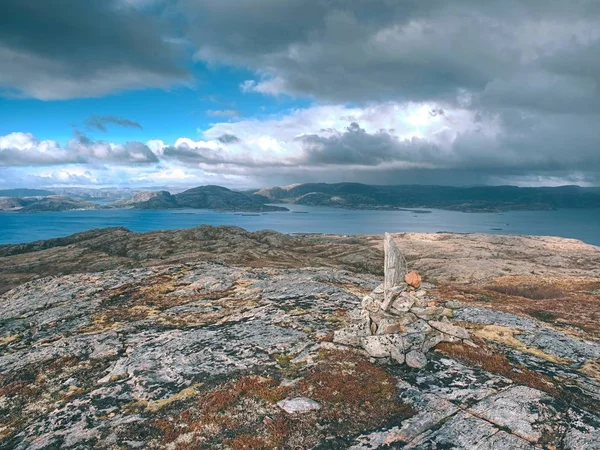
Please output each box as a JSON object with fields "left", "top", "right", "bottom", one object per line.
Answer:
{"left": 383, "top": 233, "right": 407, "bottom": 309}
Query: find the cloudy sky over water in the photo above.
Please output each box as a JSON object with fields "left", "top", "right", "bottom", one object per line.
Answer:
{"left": 1, "top": 0, "right": 600, "bottom": 189}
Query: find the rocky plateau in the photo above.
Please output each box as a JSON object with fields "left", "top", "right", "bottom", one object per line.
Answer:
{"left": 1, "top": 227, "right": 599, "bottom": 449}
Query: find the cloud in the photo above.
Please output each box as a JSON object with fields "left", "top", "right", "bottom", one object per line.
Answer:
{"left": 157, "top": 101, "right": 600, "bottom": 185}
{"left": 0, "top": 0, "right": 189, "bottom": 100}
{"left": 85, "top": 115, "right": 143, "bottom": 132}
{"left": 0, "top": 133, "right": 79, "bottom": 166}
{"left": 217, "top": 134, "right": 241, "bottom": 144}
{"left": 162, "top": 1, "right": 600, "bottom": 187}
{"left": 206, "top": 109, "right": 240, "bottom": 118}
{"left": 0, "top": 132, "right": 158, "bottom": 167}
{"left": 183, "top": 0, "right": 600, "bottom": 112}
{"left": 5, "top": 98, "right": 600, "bottom": 188}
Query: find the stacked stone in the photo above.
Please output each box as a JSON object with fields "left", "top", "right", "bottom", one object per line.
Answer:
{"left": 333, "top": 233, "right": 470, "bottom": 368}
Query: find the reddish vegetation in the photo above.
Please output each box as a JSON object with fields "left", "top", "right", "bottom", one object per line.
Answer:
{"left": 487, "top": 283, "right": 565, "bottom": 300}
{"left": 152, "top": 350, "right": 414, "bottom": 449}
{"left": 433, "top": 276, "right": 600, "bottom": 339}
{"left": 296, "top": 349, "right": 412, "bottom": 428}
{"left": 436, "top": 341, "right": 558, "bottom": 395}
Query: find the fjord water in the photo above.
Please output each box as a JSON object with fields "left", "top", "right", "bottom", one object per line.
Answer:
{"left": 1, "top": 204, "right": 599, "bottom": 246}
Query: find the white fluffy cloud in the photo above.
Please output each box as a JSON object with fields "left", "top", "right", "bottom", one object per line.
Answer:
{"left": 0, "top": 132, "right": 158, "bottom": 167}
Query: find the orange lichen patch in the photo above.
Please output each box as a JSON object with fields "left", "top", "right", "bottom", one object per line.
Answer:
{"left": 405, "top": 271, "right": 422, "bottom": 288}
{"left": 151, "top": 350, "right": 414, "bottom": 449}
{"left": 580, "top": 359, "right": 600, "bottom": 382}
{"left": 325, "top": 281, "right": 374, "bottom": 297}
{"left": 85, "top": 274, "right": 262, "bottom": 331}
{"left": 433, "top": 276, "right": 600, "bottom": 340}
{"left": 0, "top": 334, "right": 20, "bottom": 346}
{"left": 436, "top": 341, "right": 558, "bottom": 396}
{"left": 318, "top": 332, "right": 335, "bottom": 342}
{"left": 125, "top": 384, "right": 203, "bottom": 414}
{"left": 165, "top": 297, "right": 261, "bottom": 328}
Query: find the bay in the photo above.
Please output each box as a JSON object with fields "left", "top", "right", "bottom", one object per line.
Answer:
{"left": 0, "top": 204, "right": 599, "bottom": 246}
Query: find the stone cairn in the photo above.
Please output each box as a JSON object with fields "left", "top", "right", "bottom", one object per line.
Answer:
{"left": 333, "top": 233, "right": 470, "bottom": 368}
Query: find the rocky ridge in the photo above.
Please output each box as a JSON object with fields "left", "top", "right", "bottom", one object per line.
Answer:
{"left": 0, "top": 229, "right": 599, "bottom": 448}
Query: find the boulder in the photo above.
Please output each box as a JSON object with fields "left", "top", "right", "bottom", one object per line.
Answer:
{"left": 391, "top": 347, "right": 405, "bottom": 364}
{"left": 384, "top": 233, "right": 407, "bottom": 306}
{"left": 405, "top": 271, "right": 422, "bottom": 288}
{"left": 360, "top": 334, "right": 404, "bottom": 358}
{"left": 406, "top": 350, "right": 428, "bottom": 368}
{"left": 389, "top": 291, "right": 416, "bottom": 313}
{"left": 362, "top": 295, "right": 380, "bottom": 313}
{"left": 429, "top": 318, "right": 470, "bottom": 340}
{"left": 333, "top": 322, "right": 370, "bottom": 346}
{"left": 277, "top": 397, "right": 321, "bottom": 414}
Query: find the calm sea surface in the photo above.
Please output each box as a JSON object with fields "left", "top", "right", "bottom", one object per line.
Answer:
{"left": 1, "top": 204, "right": 599, "bottom": 246}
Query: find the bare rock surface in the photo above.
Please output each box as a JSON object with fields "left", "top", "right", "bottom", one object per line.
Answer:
{"left": 373, "top": 232, "right": 600, "bottom": 282}
{"left": 277, "top": 397, "right": 321, "bottom": 414}
{"left": 0, "top": 226, "right": 599, "bottom": 448}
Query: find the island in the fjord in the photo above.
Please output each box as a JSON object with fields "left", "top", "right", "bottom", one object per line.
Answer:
{"left": 113, "top": 185, "right": 288, "bottom": 212}
{"left": 0, "top": 225, "right": 599, "bottom": 448}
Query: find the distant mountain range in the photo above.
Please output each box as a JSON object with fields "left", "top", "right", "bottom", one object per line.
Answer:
{"left": 0, "top": 188, "right": 55, "bottom": 198}
{"left": 251, "top": 183, "right": 600, "bottom": 212}
{"left": 2, "top": 183, "right": 600, "bottom": 213}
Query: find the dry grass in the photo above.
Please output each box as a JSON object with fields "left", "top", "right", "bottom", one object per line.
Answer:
{"left": 436, "top": 341, "right": 558, "bottom": 396}
{"left": 465, "top": 324, "right": 569, "bottom": 364}
{"left": 580, "top": 359, "right": 600, "bottom": 383}
{"left": 487, "top": 283, "right": 565, "bottom": 300}
{"left": 82, "top": 273, "right": 261, "bottom": 331}
{"left": 433, "top": 276, "right": 600, "bottom": 340}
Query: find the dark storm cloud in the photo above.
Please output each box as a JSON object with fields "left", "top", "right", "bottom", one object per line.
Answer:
{"left": 0, "top": 0, "right": 188, "bottom": 99}
{"left": 85, "top": 115, "right": 143, "bottom": 132}
{"left": 182, "top": 0, "right": 600, "bottom": 110}
{"left": 298, "top": 123, "right": 435, "bottom": 166}
{"left": 298, "top": 117, "right": 600, "bottom": 174}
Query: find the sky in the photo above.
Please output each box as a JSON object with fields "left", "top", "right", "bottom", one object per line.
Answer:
{"left": 1, "top": 0, "right": 600, "bottom": 189}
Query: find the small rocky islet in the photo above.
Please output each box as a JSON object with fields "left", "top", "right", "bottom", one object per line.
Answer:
{"left": 0, "top": 227, "right": 599, "bottom": 449}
